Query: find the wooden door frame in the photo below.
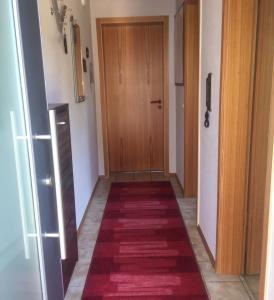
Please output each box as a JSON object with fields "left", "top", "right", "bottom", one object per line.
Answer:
{"left": 96, "top": 16, "right": 169, "bottom": 177}
{"left": 216, "top": 0, "right": 274, "bottom": 298}
{"left": 260, "top": 59, "right": 274, "bottom": 299}
{"left": 216, "top": 0, "right": 258, "bottom": 274}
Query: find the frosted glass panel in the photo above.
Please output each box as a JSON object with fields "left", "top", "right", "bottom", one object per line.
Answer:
{"left": 0, "top": 2, "right": 44, "bottom": 299}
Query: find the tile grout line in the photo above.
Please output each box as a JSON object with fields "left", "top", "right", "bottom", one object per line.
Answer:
{"left": 240, "top": 276, "right": 256, "bottom": 300}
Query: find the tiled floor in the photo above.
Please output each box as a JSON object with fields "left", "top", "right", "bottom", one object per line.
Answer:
{"left": 243, "top": 275, "right": 260, "bottom": 300}
{"left": 65, "top": 173, "right": 253, "bottom": 300}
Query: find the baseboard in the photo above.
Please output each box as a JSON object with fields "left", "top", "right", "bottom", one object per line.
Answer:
{"left": 170, "top": 173, "right": 185, "bottom": 197}
{"left": 77, "top": 177, "right": 100, "bottom": 235}
{"left": 169, "top": 172, "right": 176, "bottom": 177}
{"left": 197, "top": 225, "right": 216, "bottom": 268}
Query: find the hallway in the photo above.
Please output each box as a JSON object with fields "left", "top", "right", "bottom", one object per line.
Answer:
{"left": 1, "top": 1, "right": 274, "bottom": 299}
{"left": 65, "top": 174, "right": 254, "bottom": 300}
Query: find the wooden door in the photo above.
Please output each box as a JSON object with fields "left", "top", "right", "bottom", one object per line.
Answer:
{"left": 183, "top": 1, "right": 199, "bottom": 197}
{"left": 101, "top": 22, "right": 164, "bottom": 172}
{"left": 245, "top": 0, "right": 274, "bottom": 275}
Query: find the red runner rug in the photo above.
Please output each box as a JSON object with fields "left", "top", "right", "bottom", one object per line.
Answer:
{"left": 82, "top": 181, "right": 208, "bottom": 299}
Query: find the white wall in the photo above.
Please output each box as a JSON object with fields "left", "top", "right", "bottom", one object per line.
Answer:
{"left": 197, "top": 0, "right": 223, "bottom": 258}
{"left": 266, "top": 162, "right": 274, "bottom": 299}
{"left": 265, "top": 106, "right": 274, "bottom": 298}
{"left": 38, "top": 0, "right": 99, "bottom": 228}
{"left": 267, "top": 241, "right": 274, "bottom": 300}
{"left": 90, "top": 0, "right": 177, "bottom": 175}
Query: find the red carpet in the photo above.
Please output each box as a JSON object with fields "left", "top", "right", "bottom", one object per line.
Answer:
{"left": 82, "top": 182, "right": 208, "bottom": 299}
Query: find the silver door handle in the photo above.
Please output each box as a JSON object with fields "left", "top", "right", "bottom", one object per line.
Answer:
{"left": 33, "top": 134, "right": 51, "bottom": 140}
{"left": 41, "top": 176, "right": 54, "bottom": 187}
{"left": 28, "top": 233, "right": 60, "bottom": 238}
{"left": 57, "top": 121, "right": 67, "bottom": 126}
{"left": 49, "top": 110, "right": 67, "bottom": 260}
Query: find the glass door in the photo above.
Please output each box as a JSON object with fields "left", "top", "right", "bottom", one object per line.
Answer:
{"left": 0, "top": 1, "right": 45, "bottom": 299}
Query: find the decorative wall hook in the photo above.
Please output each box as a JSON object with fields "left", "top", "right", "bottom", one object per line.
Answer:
{"left": 51, "top": 0, "right": 68, "bottom": 34}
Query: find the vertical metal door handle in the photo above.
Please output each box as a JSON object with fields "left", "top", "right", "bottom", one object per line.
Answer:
{"left": 49, "top": 110, "right": 67, "bottom": 260}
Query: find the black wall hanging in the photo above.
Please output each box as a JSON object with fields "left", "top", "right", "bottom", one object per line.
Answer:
{"left": 83, "top": 58, "right": 87, "bottom": 73}
{"left": 86, "top": 47, "right": 89, "bottom": 58}
{"left": 204, "top": 73, "right": 212, "bottom": 128}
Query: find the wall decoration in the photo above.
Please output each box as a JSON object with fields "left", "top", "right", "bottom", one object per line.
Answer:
{"left": 83, "top": 58, "right": 87, "bottom": 73}
{"left": 71, "top": 21, "right": 86, "bottom": 103}
{"left": 50, "top": 0, "right": 72, "bottom": 55}
{"left": 51, "top": 0, "right": 67, "bottom": 34}
{"left": 86, "top": 47, "right": 90, "bottom": 58}
{"left": 63, "top": 34, "right": 68, "bottom": 54}
{"left": 89, "top": 62, "right": 94, "bottom": 85}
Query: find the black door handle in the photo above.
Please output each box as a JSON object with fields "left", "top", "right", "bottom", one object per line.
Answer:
{"left": 150, "top": 100, "right": 162, "bottom": 104}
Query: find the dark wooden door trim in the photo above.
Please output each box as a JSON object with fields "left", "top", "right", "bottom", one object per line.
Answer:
{"left": 96, "top": 16, "right": 169, "bottom": 177}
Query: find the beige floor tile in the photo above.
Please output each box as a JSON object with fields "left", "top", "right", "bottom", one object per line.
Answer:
{"left": 114, "top": 172, "right": 135, "bottom": 182}
{"left": 92, "top": 196, "right": 108, "bottom": 203}
{"left": 78, "top": 231, "right": 99, "bottom": 247}
{"left": 243, "top": 275, "right": 260, "bottom": 299}
{"left": 79, "top": 226, "right": 94, "bottom": 237}
{"left": 186, "top": 225, "right": 204, "bottom": 245}
{"left": 93, "top": 191, "right": 107, "bottom": 198}
{"left": 151, "top": 172, "right": 169, "bottom": 181}
{"left": 90, "top": 200, "right": 107, "bottom": 207}
{"left": 180, "top": 204, "right": 196, "bottom": 215}
{"left": 183, "top": 218, "right": 197, "bottom": 227}
{"left": 65, "top": 286, "right": 83, "bottom": 300}
{"left": 180, "top": 210, "right": 197, "bottom": 223}
{"left": 79, "top": 226, "right": 100, "bottom": 238}
{"left": 192, "top": 242, "right": 210, "bottom": 262}
{"left": 107, "top": 173, "right": 116, "bottom": 181}
{"left": 207, "top": 282, "right": 251, "bottom": 300}
{"left": 171, "top": 185, "right": 184, "bottom": 198}
{"left": 78, "top": 244, "right": 95, "bottom": 263}
{"left": 174, "top": 190, "right": 184, "bottom": 198}
{"left": 133, "top": 172, "right": 152, "bottom": 181}
{"left": 69, "top": 262, "right": 90, "bottom": 288}
{"left": 83, "top": 213, "right": 104, "bottom": 225}
{"left": 199, "top": 261, "right": 241, "bottom": 282}
{"left": 179, "top": 199, "right": 197, "bottom": 208}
